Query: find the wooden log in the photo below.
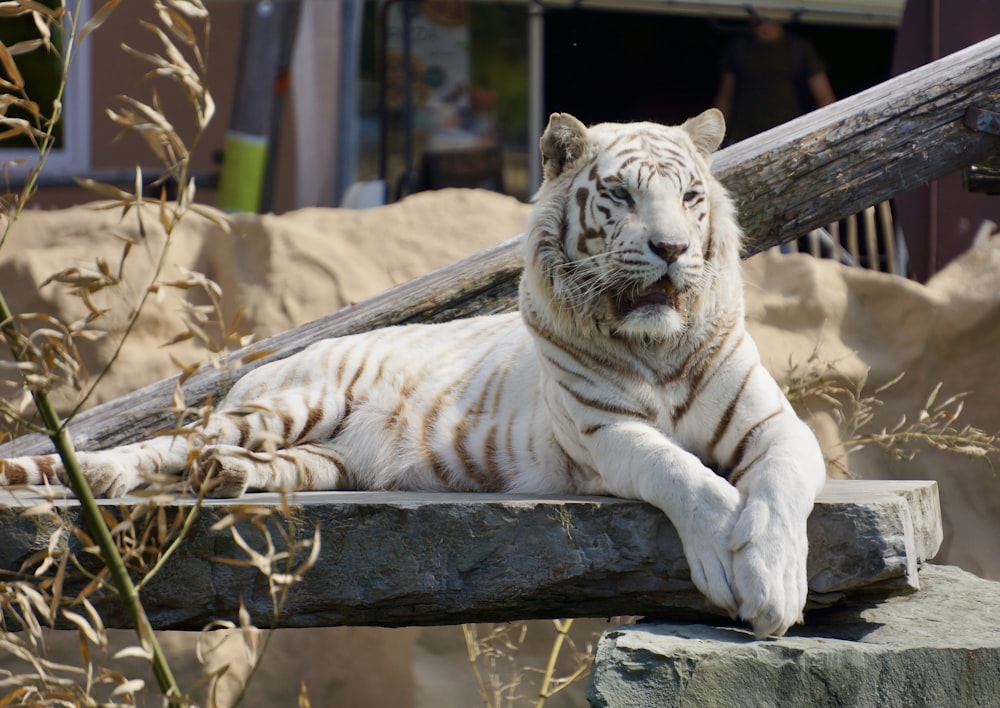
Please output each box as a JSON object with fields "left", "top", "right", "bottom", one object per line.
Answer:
{"left": 2, "top": 34, "right": 999, "bottom": 457}
{"left": 718, "top": 34, "right": 1000, "bottom": 254}
{"left": 0, "top": 480, "right": 941, "bottom": 630}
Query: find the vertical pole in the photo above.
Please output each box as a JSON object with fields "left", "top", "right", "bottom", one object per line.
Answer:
{"left": 217, "top": 1, "right": 300, "bottom": 213}
{"left": 334, "top": 0, "right": 364, "bottom": 206}
{"left": 528, "top": 2, "right": 544, "bottom": 193}
{"left": 400, "top": 0, "right": 415, "bottom": 198}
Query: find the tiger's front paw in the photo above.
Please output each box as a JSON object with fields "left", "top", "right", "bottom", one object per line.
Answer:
{"left": 191, "top": 447, "right": 251, "bottom": 498}
{"left": 76, "top": 452, "right": 146, "bottom": 498}
{"left": 679, "top": 477, "right": 743, "bottom": 616}
{"left": 729, "top": 497, "right": 810, "bottom": 638}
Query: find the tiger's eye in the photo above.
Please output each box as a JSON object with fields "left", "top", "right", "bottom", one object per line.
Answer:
{"left": 608, "top": 186, "right": 630, "bottom": 201}
{"left": 682, "top": 190, "right": 699, "bottom": 203}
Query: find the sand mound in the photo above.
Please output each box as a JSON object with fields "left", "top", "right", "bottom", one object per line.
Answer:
{"left": 0, "top": 189, "right": 531, "bottom": 411}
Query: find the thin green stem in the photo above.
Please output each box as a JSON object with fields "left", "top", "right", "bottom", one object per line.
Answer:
{"left": 0, "top": 291, "right": 181, "bottom": 703}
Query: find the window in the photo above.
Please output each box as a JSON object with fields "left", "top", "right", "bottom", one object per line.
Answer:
{"left": 0, "top": 0, "right": 90, "bottom": 182}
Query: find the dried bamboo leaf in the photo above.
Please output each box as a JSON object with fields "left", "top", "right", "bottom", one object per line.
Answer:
{"left": 61, "top": 610, "right": 102, "bottom": 647}
{"left": 74, "top": 176, "right": 135, "bottom": 201}
{"left": 112, "top": 645, "right": 154, "bottom": 661}
{"left": 163, "top": 0, "right": 209, "bottom": 20}
{"left": 77, "top": 0, "right": 122, "bottom": 45}
{"left": 4, "top": 38, "right": 43, "bottom": 56}
{"left": 924, "top": 381, "right": 943, "bottom": 410}
{"left": 114, "top": 95, "right": 175, "bottom": 133}
{"left": 159, "top": 330, "right": 194, "bottom": 348}
{"left": 156, "top": 4, "right": 196, "bottom": 45}
{"left": 0, "top": 119, "right": 33, "bottom": 142}
{"left": 110, "top": 678, "right": 146, "bottom": 697}
{"left": 29, "top": 7, "right": 51, "bottom": 49}
{"left": 2, "top": 96, "right": 41, "bottom": 119}
{"left": 5, "top": 0, "right": 62, "bottom": 19}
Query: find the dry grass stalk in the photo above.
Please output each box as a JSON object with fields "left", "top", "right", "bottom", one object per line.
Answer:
{"left": 781, "top": 351, "right": 1000, "bottom": 475}
{"left": 462, "top": 619, "right": 595, "bottom": 708}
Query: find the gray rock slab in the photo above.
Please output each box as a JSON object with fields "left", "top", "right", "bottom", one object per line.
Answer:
{"left": 0, "top": 480, "right": 939, "bottom": 630}
{"left": 587, "top": 564, "right": 1000, "bottom": 708}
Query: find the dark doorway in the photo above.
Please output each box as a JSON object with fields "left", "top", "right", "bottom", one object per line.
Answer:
{"left": 543, "top": 9, "right": 896, "bottom": 127}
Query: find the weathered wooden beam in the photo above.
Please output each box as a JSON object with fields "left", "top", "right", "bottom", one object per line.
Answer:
{"left": 0, "top": 480, "right": 941, "bottom": 630}
{"left": 3, "top": 35, "right": 998, "bottom": 457}
{"left": 718, "top": 34, "right": 1000, "bottom": 254}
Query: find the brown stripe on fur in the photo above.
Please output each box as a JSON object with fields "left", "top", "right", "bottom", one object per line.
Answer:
{"left": 296, "top": 403, "right": 325, "bottom": 443}
{"left": 371, "top": 355, "right": 390, "bottom": 387}
{"left": 277, "top": 451, "right": 316, "bottom": 489}
{"left": 525, "top": 315, "right": 638, "bottom": 382}
{"left": 656, "top": 316, "right": 730, "bottom": 385}
{"left": 420, "top": 373, "right": 464, "bottom": 490}
{"left": 328, "top": 400, "right": 353, "bottom": 440}
{"left": 452, "top": 417, "right": 486, "bottom": 489}
{"left": 708, "top": 367, "right": 755, "bottom": 456}
{"left": 1, "top": 460, "right": 28, "bottom": 485}
{"left": 386, "top": 395, "right": 406, "bottom": 431}
{"left": 703, "top": 220, "right": 714, "bottom": 262}
{"left": 673, "top": 328, "right": 742, "bottom": 423}
{"left": 557, "top": 379, "right": 653, "bottom": 420}
{"left": 485, "top": 360, "right": 513, "bottom": 418}
{"left": 333, "top": 351, "right": 349, "bottom": 386}
{"left": 307, "top": 445, "right": 356, "bottom": 490}
{"left": 448, "top": 365, "right": 505, "bottom": 491}
{"left": 469, "top": 367, "right": 495, "bottom": 417}
{"left": 483, "top": 424, "right": 504, "bottom": 492}
{"left": 36, "top": 456, "right": 57, "bottom": 483}
{"left": 503, "top": 415, "right": 518, "bottom": 472}
{"left": 552, "top": 437, "right": 588, "bottom": 489}
{"left": 540, "top": 351, "right": 601, "bottom": 388}
{"left": 670, "top": 336, "right": 730, "bottom": 420}
{"left": 523, "top": 402, "right": 544, "bottom": 470}
{"left": 342, "top": 358, "right": 367, "bottom": 403}
{"left": 280, "top": 411, "right": 295, "bottom": 442}
{"left": 235, "top": 416, "right": 251, "bottom": 447}
{"left": 728, "top": 450, "right": 765, "bottom": 486}
{"left": 727, "top": 408, "right": 784, "bottom": 478}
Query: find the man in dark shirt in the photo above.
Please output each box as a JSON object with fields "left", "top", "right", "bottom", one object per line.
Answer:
{"left": 714, "top": 13, "right": 836, "bottom": 143}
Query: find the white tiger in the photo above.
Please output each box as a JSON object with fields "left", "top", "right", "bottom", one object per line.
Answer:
{"left": 1, "top": 109, "right": 825, "bottom": 637}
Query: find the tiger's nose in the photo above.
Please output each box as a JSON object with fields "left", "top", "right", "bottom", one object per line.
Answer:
{"left": 649, "top": 240, "right": 689, "bottom": 264}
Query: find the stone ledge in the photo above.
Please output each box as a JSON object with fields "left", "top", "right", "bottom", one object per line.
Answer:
{"left": 0, "top": 480, "right": 940, "bottom": 630}
{"left": 587, "top": 564, "right": 1000, "bottom": 708}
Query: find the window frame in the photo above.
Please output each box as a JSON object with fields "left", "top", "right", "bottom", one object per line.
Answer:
{"left": 1, "top": 1, "right": 91, "bottom": 182}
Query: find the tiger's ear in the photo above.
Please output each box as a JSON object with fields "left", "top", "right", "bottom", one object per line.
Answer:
{"left": 540, "top": 113, "right": 589, "bottom": 181}
{"left": 682, "top": 108, "right": 726, "bottom": 155}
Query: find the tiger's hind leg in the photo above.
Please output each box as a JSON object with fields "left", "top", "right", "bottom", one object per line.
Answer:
{"left": 190, "top": 442, "right": 357, "bottom": 498}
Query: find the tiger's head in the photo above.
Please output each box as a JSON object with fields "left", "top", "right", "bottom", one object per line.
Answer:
{"left": 520, "top": 110, "right": 744, "bottom": 345}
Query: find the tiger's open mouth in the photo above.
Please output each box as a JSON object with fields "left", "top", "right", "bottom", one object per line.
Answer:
{"left": 615, "top": 275, "right": 681, "bottom": 317}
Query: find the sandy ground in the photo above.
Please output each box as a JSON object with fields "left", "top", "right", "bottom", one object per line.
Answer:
{"left": 1, "top": 189, "right": 998, "bottom": 706}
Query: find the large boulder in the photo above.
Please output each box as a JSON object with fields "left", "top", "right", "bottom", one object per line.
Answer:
{"left": 588, "top": 564, "right": 1000, "bottom": 707}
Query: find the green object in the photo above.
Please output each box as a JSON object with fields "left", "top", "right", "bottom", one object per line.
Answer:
{"left": 216, "top": 130, "right": 269, "bottom": 212}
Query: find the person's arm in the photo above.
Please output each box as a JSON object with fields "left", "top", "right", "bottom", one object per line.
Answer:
{"left": 807, "top": 71, "right": 836, "bottom": 108}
